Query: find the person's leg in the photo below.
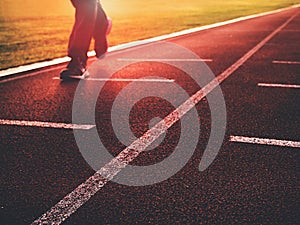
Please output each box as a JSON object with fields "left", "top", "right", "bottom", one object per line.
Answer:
{"left": 68, "top": 0, "right": 97, "bottom": 65}
{"left": 61, "top": 0, "right": 97, "bottom": 78}
{"left": 93, "top": 1, "right": 111, "bottom": 58}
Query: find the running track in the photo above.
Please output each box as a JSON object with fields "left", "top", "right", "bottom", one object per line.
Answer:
{"left": 1, "top": 5, "right": 299, "bottom": 225}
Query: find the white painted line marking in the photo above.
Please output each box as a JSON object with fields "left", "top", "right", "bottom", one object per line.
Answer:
{"left": 0, "top": 57, "right": 70, "bottom": 78}
{"left": 1, "top": 4, "right": 299, "bottom": 81}
{"left": 230, "top": 136, "right": 300, "bottom": 148}
{"left": 273, "top": 60, "right": 300, "bottom": 65}
{"left": 53, "top": 77, "right": 175, "bottom": 83}
{"left": 258, "top": 83, "right": 300, "bottom": 88}
{"left": 31, "top": 10, "right": 298, "bottom": 225}
{"left": 106, "top": 4, "right": 299, "bottom": 55}
{"left": 117, "top": 58, "right": 213, "bottom": 62}
{"left": 86, "top": 78, "right": 175, "bottom": 83}
{"left": 0, "top": 66, "right": 66, "bottom": 84}
{"left": 0, "top": 119, "right": 95, "bottom": 130}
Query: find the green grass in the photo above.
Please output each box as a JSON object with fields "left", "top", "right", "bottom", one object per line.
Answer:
{"left": 1, "top": 0, "right": 299, "bottom": 70}
{"left": 106, "top": 0, "right": 300, "bottom": 46}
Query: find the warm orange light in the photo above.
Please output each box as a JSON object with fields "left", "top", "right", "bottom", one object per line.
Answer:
{"left": 0, "top": 0, "right": 74, "bottom": 18}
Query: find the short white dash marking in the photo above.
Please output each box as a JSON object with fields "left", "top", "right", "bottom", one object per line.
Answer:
{"left": 117, "top": 58, "right": 213, "bottom": 62}
{"left": 53, "top": 77, "right": 175, "bottom": 83}
{"left": 258, "top": 83, "right": 300, "bottom": 89}
{"left": 230, "top": 136, "right": 300, "bottom": 148}
{"left": 0, "top": 119, "right": 95, "bottom": 130}
{"left": 86, "top": 78, "right": 175, "bottom": 82}
{"left": 272, "top": 60, "right": 300, "bottom": 65}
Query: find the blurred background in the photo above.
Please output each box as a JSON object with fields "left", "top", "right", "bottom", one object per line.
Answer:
{"left": 0, "top": 0, "right": 299, "bottom": 70}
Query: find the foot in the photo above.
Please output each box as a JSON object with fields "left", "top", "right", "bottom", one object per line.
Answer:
{"left": 60, "top": 57, "right": 88, "bottom": 79}
{"left": 60, "top": 67, "right": 88, "bottom": 80}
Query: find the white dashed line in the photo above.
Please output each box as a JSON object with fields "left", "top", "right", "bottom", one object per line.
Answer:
{"left": 272, "top": 60, "right": 300, "bottom": 65}
{"left": 230, "top": 136, "right": 300, "bottom": 148}
{"left": 117, "top": 58, "right": 213, "bottom": 62}
{"left": 52, "top": 77, "right": 175, "bottom": 83}
{"left": 0, "top": 119, "right": 95, "bottom": 130}
{"left": 258, "top": 83, "right": 300, "bottom": 88}
{"left": 31, "top": 9, "right": 299, "bottom": 225}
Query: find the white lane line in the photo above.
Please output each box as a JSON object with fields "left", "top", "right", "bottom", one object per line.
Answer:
{"left": 0, "top": 66, "right": 66, "bottom": 84}
{"left": 258, "top": 83, "right": 300, "bottom": 88}
{"left": 1, "top": 4, "right": 299, "bottom": 81}
{"left": 117, "top": 58, "right": 213, "bottom": 62}
{"left": 86, "top": 78, "right": 175, "bottom": 83}
{"left": 273, "top": 60, "right": 300, "bottom": 65}
{"left": 52, "top": 77, "right": 175, "bottom": 83}
{"left": 0, "top": 119, "right": 95, "bottom": 130}
{"left": 230, "top": 136, "right": 300, "bottom": 148}
{"left": 31, "top": 10, "right": 298, "bottom": 225}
